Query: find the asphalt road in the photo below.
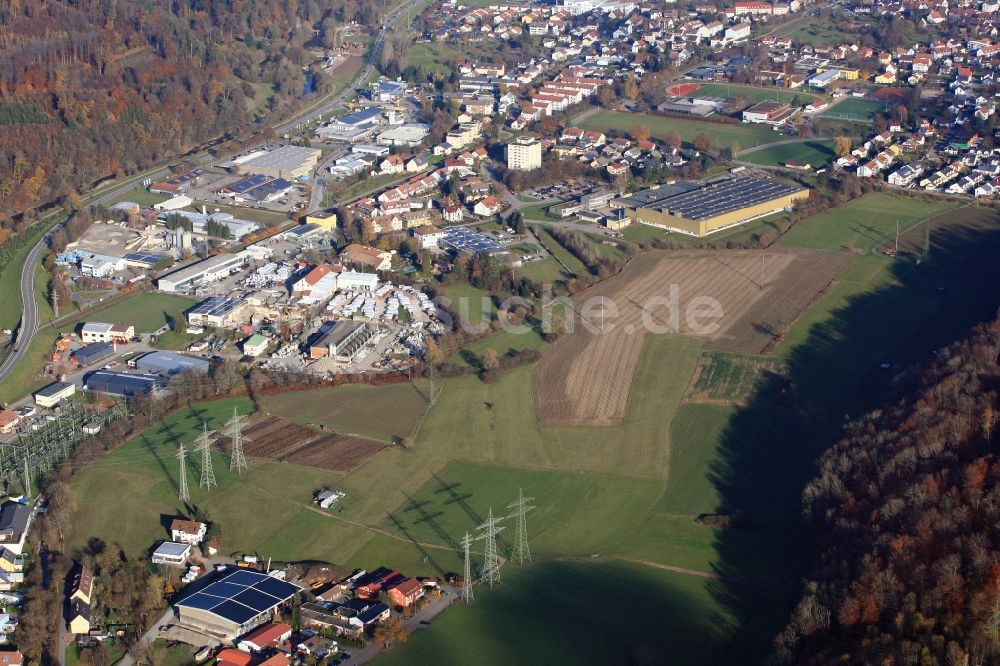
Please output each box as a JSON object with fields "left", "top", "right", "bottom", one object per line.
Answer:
{"left": 0, "top": 0, "right": 422, "bottom": 388}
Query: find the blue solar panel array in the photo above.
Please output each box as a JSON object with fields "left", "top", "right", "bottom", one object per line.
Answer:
{"left": 124, "top": 252, "right": 166, "bottom": 265}
{"left": 224, "top": 174, "right": 274, "bottom": 195}
{"left": 176, "top": 569, "right": 299, "bottom": 626}
{"left": 440, "top": 227, "right": 501, "bottom": 254}
{"left": 187, "top": 296, "right": 245, "bottom": 318}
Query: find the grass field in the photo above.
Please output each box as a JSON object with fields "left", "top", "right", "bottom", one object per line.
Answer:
{"left": 687, "top": 352, "right": 787, "bottom": 403}
{"left": 741, "top": 140, "right": 837, "bottom": 168}
{"left": 688, "top": 83, "right": 820, "bottom": 105}
{"left": 82, "top": 291, "right": 198, "bottom": 333}
{"left": 443, "top": 284, "right": 495, "bottom": 330}
{"left": 780, "top": 193, "right": 957, "bottom": 251}
{"left": 819, "top": 96, "right": 892, "bottom": 122}
{"left": 376, "top": 561, "right": 738, "bottom": 666}
{"left": 517, "top": 257, "right": 567, "bottom": 284}
{"left": 579, "top": 111, "right": 780, "bottom": 151}
{"left": 451, "top": 326, "right": 549, "bottom": 368}
{"left": 535, "top": 227, "right": 587, "bottom": 276}
{"left": 260, "top": 382, "right": 430, "bottom": 442}
{"left": 406, "top": 42, "right": 466, "bottom": 76}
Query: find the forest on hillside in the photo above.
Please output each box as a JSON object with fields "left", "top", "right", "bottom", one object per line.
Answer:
{"left": 775, "top": 315, "right": 1000, "bottom": 665}
{"left": 0, "top": 0, "right": 389, "bottom": 229}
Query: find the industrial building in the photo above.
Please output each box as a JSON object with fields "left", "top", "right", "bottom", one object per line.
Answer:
{"left": 235, "top": 146, "right": 322, "bottom": 179}
{"left": 80, "top": 322, "right": 135, "bottom": 344}
{"left": 173, "top": 569, "right": 300, "bottom": 640}
{"left": 33, "top": 382, "right": 76, "bottom": 408}
{"left": 308, "top": 321, "right": 375, "bottom": 361}
{"left": 84, "top": 371, "right": 164, "bottom": 397}
{"left": 376, "top": 124, "right": 430, "bottom": 147}
{"left": 157, "top": 251, "right": 255, "bottom": 293}
{"left": 186, "top": 296, "right": 247, "bottom": 328}
{"left": 156, "top": 210, "right": 260, "bottom": 240}
{"left": 621, "top": 177, "right": 808, "bottom": 237}
{"left": 130, "top": 351, "right": 210, "bottom": 376}
{"left": 742, "top": 100, "right": 795, "bottom": 124}
{"left": 73, "top": 342, "right": 115, "bottom": 366}
{"left": 507, "top": 135, "right": 542, "bottom": 171}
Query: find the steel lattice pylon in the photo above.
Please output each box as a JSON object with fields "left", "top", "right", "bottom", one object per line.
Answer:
{"left": 506, "top": 488, "right": 535, "bottom": 565}
{"left": 475, "top": 508, "right": 505, "bottom": 588}
{"left": 460, "top": 532, "right": 474, "bottom": 603}
{"left": 177, "top": 443, "right": 190, "bottom": 502}
{"left": 224, "top": 408, "right": 248, "bottom": 474}
{"left": 195, "top": 422, "right": 217, "bottom": 490}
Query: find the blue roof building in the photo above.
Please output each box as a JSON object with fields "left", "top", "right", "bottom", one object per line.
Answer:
{"left": 174, "top": 569, "right": 301, "bottom": 639}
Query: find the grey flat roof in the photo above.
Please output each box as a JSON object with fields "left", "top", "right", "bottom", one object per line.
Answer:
{"left": 34, "top": 381, "right": 73, "bottom": 398}
{"left": 618, "top": 181, "right": 701, "bottom": 208}
{"left": 154, "top": 541, "right": 191, "bottom": 557}
{"left": 135, "top": 351, "right": 210, "bottom": 376}
{"left": 242, "top": 146, "right": 320, "bottom": 172}
{"left": 637, "top": 178, "right": 801, "bottom": 221}
{"left": 313, "top": 320, "right": 366, "bottom": 348}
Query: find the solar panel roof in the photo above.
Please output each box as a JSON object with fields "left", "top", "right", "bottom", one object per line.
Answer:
{"left": 176, "top": 569, "right": 300, "bottom": 626}
{"left": 224, "top": 174, "right": 274, "bottom": 194}
{"left": 440, "top": 227, "right": 501, "bottom": 254}
{"left": 125, "top": 252, "right": 166, "bottom": 264}
{"left": 188, "top": 296, "right": 245, "bottom": 317}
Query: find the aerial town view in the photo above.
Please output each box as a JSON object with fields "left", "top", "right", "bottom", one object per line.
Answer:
{"left": 1, "top": 0, "right": 1000, "bottom": 662}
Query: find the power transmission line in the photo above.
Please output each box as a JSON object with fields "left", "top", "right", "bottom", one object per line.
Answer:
{"left": 460, "top": 531, "right": 474, "bottom": 603}
{"left": 506, "top": 488, "right": 534, "bottom": 565}
{"left": 224, "top": 408, "right": 248, "bottom": 474}
{"left": 177, "top": 443, "right": 190, "bottom": 503}
{"left": 195, "top": 422, "right": 217, "bottom": 490}
{"left": 475, "top": 508, "right": 504, "bottom": 588}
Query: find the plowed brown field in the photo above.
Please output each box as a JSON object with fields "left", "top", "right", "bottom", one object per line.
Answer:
{"left": 284, "top": 435, "right": 386, "bottom": 472}
{"left": 534, "top": 247, "right": 849, "bottom": 426}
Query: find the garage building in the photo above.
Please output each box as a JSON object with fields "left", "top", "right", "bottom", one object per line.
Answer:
{"left": 174, "top": 569, "right": 300, "bottom": 640}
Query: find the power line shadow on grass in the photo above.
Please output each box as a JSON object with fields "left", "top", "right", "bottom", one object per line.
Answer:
{"left": 402, "top": 492, "right": 459, "bottom": 551}
{"left": 432, "top": 473, "right": 515, "bottom": 554}
{"left": 704, "top": 209, "right": 1000, "bottom": 664}
{"left": 386, "top": 512, "right": 445, "bottom": 577}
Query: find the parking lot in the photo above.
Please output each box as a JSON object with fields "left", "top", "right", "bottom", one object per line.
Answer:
{"left": 523, "top": 179, "right": 601, "bottom": 201}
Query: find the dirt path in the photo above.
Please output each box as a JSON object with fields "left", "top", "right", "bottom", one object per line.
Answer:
{"left": 552, "top": 555, "right": 722, "bottom": 580}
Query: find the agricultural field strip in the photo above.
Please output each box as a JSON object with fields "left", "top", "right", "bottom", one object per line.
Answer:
{"left": 534, "top": 250, "right": 796, "bottom": 426}
{"left": 225, "top": 415, "right": 385, "bottom": 469}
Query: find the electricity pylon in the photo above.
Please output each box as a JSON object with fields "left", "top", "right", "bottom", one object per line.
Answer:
{"left": 224, "top": 408, "right": 248, "bottom": 474}
{"left": 460, "top": 532, "right": 474, "bottom": 603}
{"left": 195, "top": 422, "right": 217, "bottom": 490}
{"left": 507, "top": 488, "right": 535, "bottom": 565}
{"left": 475, "top": 508, "right": 505, "bottom": 588}
{"left": 177, "top": 443, "right": 190, "bottom": 502}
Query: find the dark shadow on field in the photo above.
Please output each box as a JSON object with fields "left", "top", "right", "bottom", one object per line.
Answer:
{"left": 403, "top": 492, "right": 459, "bottom": 551}
{"left": 706, "top": 209, "right": 1000, "bottom": 663}
{"left": 386, "top": 512, "right": 445, "bottom": 577}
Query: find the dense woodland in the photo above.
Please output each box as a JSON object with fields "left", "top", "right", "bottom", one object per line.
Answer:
{"left": 0, "top": 0, "right": 388, "bottom": 230}
{"left": 775, "top": 315, "right": 1000, "bottom": 665}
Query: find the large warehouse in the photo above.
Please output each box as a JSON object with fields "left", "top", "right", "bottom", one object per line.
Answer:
{"left": 174, "top": 569, "right": 300, "bottom": 640}
{"left": 621, "top": 177, "right": 808, "bottom": 237}
{"left": 235, "top": 146, "right": 322, "bottom": 179}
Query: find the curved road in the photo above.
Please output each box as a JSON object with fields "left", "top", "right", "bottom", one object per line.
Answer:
{"left": 0, "top": 0, "right": 420, "bottom": 387}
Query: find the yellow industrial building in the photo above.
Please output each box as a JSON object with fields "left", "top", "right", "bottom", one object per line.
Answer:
{"left": 620, "top": 178, "right": 808, "bottom": 237}
{"left": 305, "top": 212, "right": 338, "bottom": 230}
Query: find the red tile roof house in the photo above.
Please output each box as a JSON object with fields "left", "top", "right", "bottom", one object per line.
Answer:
{"left": 387, "top": 577, "right": 424, "bottom": 608}
{"left": 237, "top": 622, "right": 293, "bottom": 653}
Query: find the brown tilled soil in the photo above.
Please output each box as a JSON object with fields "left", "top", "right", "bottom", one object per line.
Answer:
{"left": 283, "top": 435, "right": 386, "bottom": 472}
{"left": 216, "top": 415, "right": 317, "bottom": 459}
{"left": 533, "top": 247, "right": 849, "bottom": 426}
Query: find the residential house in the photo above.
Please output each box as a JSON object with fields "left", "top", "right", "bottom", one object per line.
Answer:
{"left": 69, "top": 600, "right": 91, "bottom": 634}
{"left": 387, "top": 578, "right": 424, "bottom": 608}
{"left": 237, "top": 623, "right": 292, "bottom": 653}
{"left": 473, "top": 196, "right": 503, "bottom": 217}
{"left": 69, "top": 565, "right": 94, "bottom": 605}
{"left": 170, "top": 519, "right": 207, "bottom": 545}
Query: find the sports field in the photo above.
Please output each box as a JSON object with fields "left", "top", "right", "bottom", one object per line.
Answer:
{"left": 684, "top": 83, "right": 820, "bottom": 105}
{"left": 579, "top": 111, "right": 779, "bottom": 151}
{"left": 780, "top": 192, "right": 957, "bottom": 251}
{"left": 741, "top": 140, "right": 836, "bottom": 168}
{"left": 819, "top": 97, "right": 891, "bottom": 122}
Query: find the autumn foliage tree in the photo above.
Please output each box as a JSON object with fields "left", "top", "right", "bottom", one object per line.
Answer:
{"left": 774, "top": 315, "right": 1000, "bottom": 666}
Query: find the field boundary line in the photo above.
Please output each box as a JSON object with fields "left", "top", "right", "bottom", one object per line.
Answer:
{"left": 550, "top": 555, "right": 721, "bottom": 580}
